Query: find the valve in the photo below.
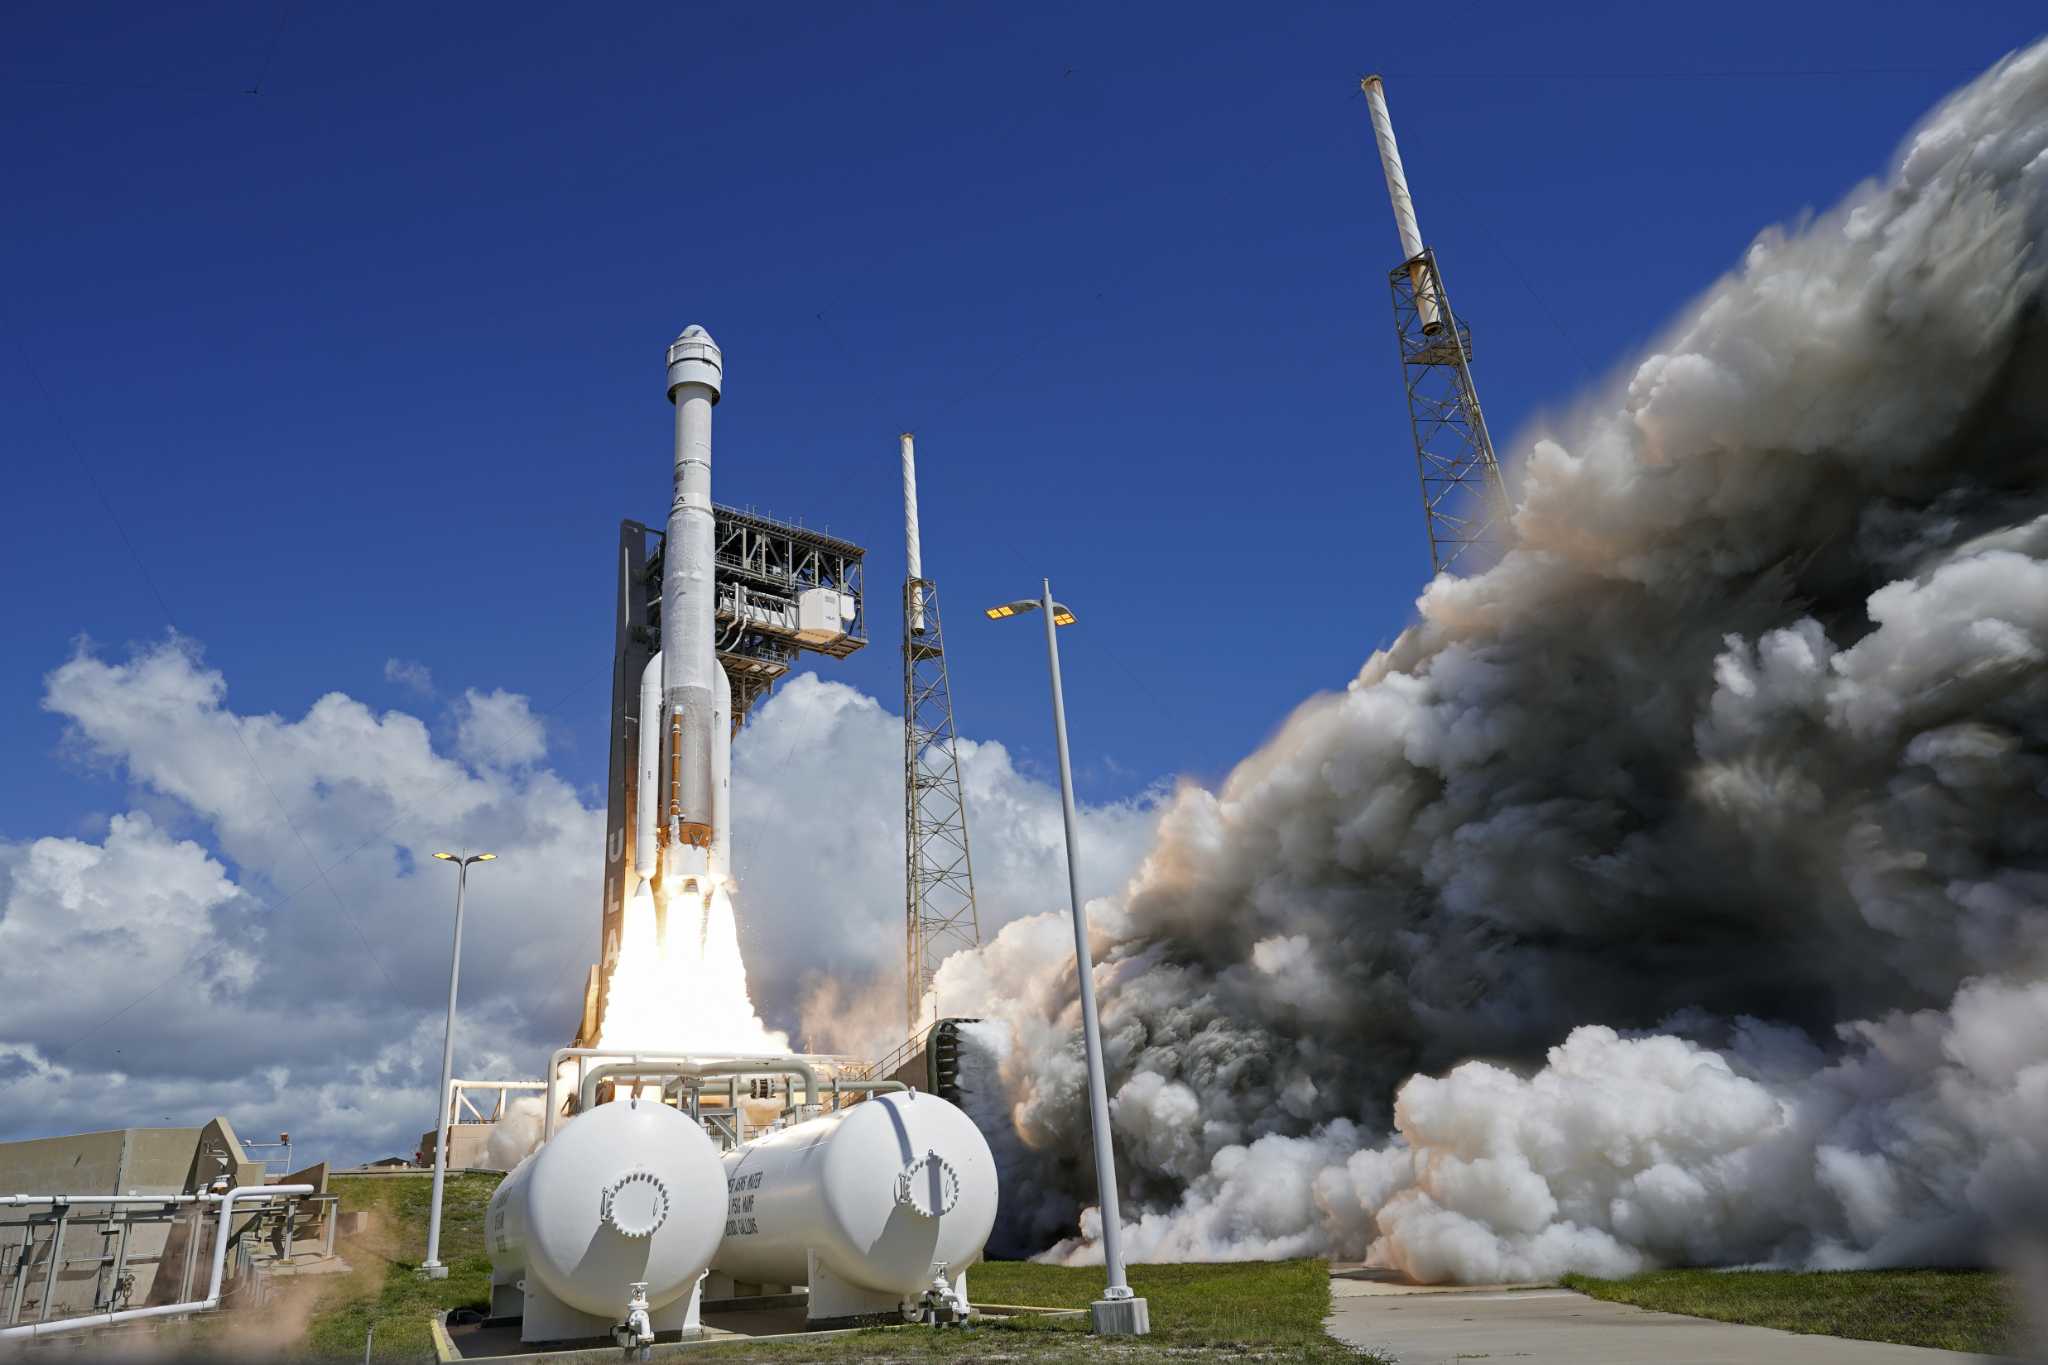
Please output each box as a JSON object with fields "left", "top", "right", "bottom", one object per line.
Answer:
{"left": 902, "top": 1262, "right": 967, "bottom": 1327}
{"left": 612, "top": 1281, "right": 655, "bottom": 1360}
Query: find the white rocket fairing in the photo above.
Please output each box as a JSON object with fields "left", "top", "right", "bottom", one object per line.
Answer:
{"left": 633, "top": 326, "right": 731, "bottom": 916}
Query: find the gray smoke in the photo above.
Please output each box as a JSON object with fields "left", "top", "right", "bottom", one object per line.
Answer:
{"left": 938, "top": 43, "right": 2048, "bottom": 1281}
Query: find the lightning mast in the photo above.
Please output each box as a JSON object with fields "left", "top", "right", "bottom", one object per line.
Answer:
{"left": 900, "top": 433, "right": 981, "bottom": 1034}
{"left": 1362, "top": 75, "right": 1512, "bottom": 576}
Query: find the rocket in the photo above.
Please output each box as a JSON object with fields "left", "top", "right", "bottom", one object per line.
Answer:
{"left": 633, "top": 326, "right": 732, "bottom": 924}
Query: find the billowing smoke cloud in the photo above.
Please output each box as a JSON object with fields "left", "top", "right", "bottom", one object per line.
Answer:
{"left": 942, "top": 43, "right": 2048, "bottom": 1280}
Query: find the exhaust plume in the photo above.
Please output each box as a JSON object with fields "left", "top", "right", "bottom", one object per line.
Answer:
{"left": 944, "top": 43, "right": 2048, "bottom": 1281}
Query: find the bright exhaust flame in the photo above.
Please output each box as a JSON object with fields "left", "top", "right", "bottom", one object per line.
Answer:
{"left": 596, "top": 871, "right": 789, "bottom": 1056}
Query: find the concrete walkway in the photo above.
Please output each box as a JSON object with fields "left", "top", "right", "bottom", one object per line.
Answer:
{"left": 1325, "top": 1267, "right": 2010, "bottom": 1364}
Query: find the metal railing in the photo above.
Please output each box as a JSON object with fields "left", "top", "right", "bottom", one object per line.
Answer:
{"left": 856, "top": 1024, "right": 934, "bottom": 1084}
{"left": 240, "top": 1138, "right": 294, "bottom": 1178}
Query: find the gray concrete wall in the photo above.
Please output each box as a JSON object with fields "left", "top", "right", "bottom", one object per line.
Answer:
{"left": 418, "top": 1121, "right": 510, "bottom": 1172}
{"left": 0, "top": 1120, "right": 259, "bottom": 1327}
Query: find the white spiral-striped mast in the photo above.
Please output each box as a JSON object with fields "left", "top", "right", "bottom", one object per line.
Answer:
{"left": 1361, "top": 76, "right": 1512, "bottom": 575}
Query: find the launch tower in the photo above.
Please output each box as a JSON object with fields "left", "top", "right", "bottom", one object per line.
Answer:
{"left": 1362, "top": 76, "right": 1512, "bottom": 576}
{"left": 899, "top": 433, "right": 981, "bottom": 1033}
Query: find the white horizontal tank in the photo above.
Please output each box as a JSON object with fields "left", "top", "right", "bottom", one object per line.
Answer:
{"left": 487, "top": 1097, "right": 726, "bottom": 1343}
{"left": 712, "top": 1090, "right": 997, "bottom": 1322}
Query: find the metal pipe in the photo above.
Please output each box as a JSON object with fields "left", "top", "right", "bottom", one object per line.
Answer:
{"left": 820, "top": 1076, "right": 910, "bottom": 1112}
{"left": 1039, "top": 577, "right": 1141, "bottom": 1325}
{"left": 662, "top": 326, "right": 723, "bottom": 859}
{"left": 37, "top": 1208, "right": 64, "bottom": 1322}
{"left": 177, "top": 1208, "right": 198, "bottom": 1302}
{"left": 901, "top": 433, "right": 925, "bottom": 633}
{"left": 820, "top": 1078, "right": 908, "bottom": 1096}
{"left": 0, "top": 1195, "right": 211, "bottom": 1208}
{"left": 0, "top": 1186, "right": 312, "bottom": 1342}
{"left": 545, "top": 1047, "right": 821, "bottom": 1139}
{"left": 2, "top": 1227, "right": 18, "bottom": 1326}
{"left": 581, "top": 1065, "right": 693, "bottom": 1107}
{"left": 108, "top": 1216, "right": 130, "bottom": 1311}
{"left": 1360, "top": 75, "right": 1441, "bottom": 333}
{"left": 580, "top": 1057, "right": 820, "bottom": 1113}
{"left": 7, "top": 1224, "right": 32, "bottom": 1325}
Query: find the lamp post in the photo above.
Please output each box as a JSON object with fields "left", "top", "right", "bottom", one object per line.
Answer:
{"left": 986, "top": 581, "right": 1149, "bottom": 1336}
{"left": 421, "top": 850, "right": 495, "bottom": 1279}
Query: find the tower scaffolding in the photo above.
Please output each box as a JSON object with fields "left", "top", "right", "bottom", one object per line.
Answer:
{"left": 900, "top": 433, "right": 981, "bottom": 1033}
{"left": 1363, "top": 75, "right": 1512, "bottom": 576}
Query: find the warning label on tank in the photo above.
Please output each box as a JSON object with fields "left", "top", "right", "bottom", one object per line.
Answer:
{"left": 725, "top": 1170, "right": 764, "bottom": 1236}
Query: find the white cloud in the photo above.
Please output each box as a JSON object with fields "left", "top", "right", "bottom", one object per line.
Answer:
{"left": 729, "top": 673, "right": 1162, "bottom": 1058}
{"left": 0, "top": 639, "right": 1156, "bottom": 1165}
{"left": 456, "top": 687, "right": 547, "bottom": 769}
{"left": 384, "top": 657, "right": 434, "bottom": 694}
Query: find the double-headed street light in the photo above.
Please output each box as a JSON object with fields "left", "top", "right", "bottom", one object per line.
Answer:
{"left": 421, "top": 850, "right": 495, "bottom": 1280}
{"left": 986, "top": 580, "right": 1150, "bottom": 1337}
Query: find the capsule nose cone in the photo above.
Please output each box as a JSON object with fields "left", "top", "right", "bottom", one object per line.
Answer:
{"left": 667, "top": 325, "right": 724, "bottom": 401}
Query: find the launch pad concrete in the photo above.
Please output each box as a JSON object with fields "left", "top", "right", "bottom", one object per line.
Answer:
{"left": 436, "top": 1302, "right": 1073, "bottom": 1360}
{"left": 1324, "top": 1271, "right": 2013, "bottom": 1364}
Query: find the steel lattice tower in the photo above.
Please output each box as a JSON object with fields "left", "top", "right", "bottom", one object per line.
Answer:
{"left": 900, "top": 435, "right": 980, "bottom": 1032}
{"left": 1390, "top": 249, "right": 1511, "bottom": 574}
{"left": 1364, "top": 76, "right": 1511, "bottom": 576}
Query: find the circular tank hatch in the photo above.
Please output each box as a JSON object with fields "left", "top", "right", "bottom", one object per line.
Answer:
{"left": 600, "top": 1170, "right": 671, "bottom": 1239}
{"left": 896, "top": 1152, "right": 961, "bottom": 1219}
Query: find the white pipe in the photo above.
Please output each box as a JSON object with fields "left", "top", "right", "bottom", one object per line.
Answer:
{"left": 1360, "top": 75, "right": 1441, "bottom": 333}
{"left": 0, "top": 1194, "right": 210, "bottom": 1207}
{"left": 579, "top": 1058, "right": 819, "bottom": 1112}
{"left": 545, "top": 1048, "right": 826, "bottom": 1140}
{"left": 635, "top": 651, "right": 663, "bottom": 888}
{"left": 663, "top": 327, "right": 723, "bottom": 862}
{"left": 901, "top": 432, "right": 925, "bottom": 633}
{"left": 0, "top": 1185, "right": 313, "bottom": 1342}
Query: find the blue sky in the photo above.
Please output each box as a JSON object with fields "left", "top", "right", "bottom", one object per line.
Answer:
{"left": 3, "top": 2, "right": 2038, "bottom": 838}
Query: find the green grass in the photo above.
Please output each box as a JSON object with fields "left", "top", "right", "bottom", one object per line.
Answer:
{"left": 296, "top": 1171, "right": 503, "bottom": 1361}
{"left": 275, "top": 1174, "right": 1373, "bottom": 1362}
{"left": 975, "top": 1259, "right": 1344, "bottom": 1349}
{"left": 1562, "top": 1267, "right": 2019, "bottom": 1355}
{"left": 683, "top": 1259, "right": 1373, "bottom": 1363}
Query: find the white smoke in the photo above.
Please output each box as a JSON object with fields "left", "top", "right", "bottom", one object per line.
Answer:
{"left": 484, "top": 1096, "right": 545, "bottom": 1171}
{"left": 942, "top": 43, "right": 2048, "bottom": 1282}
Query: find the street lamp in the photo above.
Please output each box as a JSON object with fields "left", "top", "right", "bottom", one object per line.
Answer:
{"left": 986, "top": 580, "right": 1149, "bottom": 1336}
{"left": 421, "top": 850, "right": 495, "bottom": 1280}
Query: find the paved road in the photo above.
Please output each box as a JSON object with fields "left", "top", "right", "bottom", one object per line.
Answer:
{"left": 1325, "top": 1271, "right": 2013, "bottom": 1364}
